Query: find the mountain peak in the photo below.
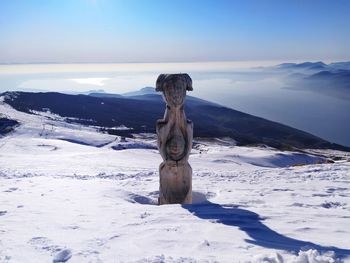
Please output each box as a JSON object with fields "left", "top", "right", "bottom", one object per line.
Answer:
{"left": 276, "top": 61, "right": 327, "bottom": 70}
{"left": 122, "top": 87, "right": 156, "bottom": 96}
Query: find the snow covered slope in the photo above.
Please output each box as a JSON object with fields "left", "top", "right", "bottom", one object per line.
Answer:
{"left": 0, "top": 96, "right": 349, "bottom": 263}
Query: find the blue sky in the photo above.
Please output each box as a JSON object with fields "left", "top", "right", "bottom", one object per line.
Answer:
{"left": 1, "top": 0, "right": 350, "bottom": 63}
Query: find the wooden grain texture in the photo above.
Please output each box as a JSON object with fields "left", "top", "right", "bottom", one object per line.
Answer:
{"left": 156, "top": 74, "right": 193, "bottom": 205}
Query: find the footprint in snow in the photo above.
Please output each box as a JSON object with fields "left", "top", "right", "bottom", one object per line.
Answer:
{"left": 53, "top": 249, "right": 72, "bottom": 263}
{"left": 28, "top": 237, "right": 60, "bottom": 253}
{"left": 321, "top": 201, "right": 345, "bottom": 209}
{"left": 3, "top": 187, "right": 18, "bottom": 192}
{"left": 0, "top": 211, "right": 7, "bottom": 216}
{"left": 140, "top": 212, "right": 151, "bottom": 219}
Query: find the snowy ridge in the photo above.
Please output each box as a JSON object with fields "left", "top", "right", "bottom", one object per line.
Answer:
{"left": 0, "top": 96, "right": 350, "bottom": 262}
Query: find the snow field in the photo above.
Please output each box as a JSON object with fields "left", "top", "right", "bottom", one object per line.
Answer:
{"left": 0, "top": 96, "right": 349, "bottom": 262}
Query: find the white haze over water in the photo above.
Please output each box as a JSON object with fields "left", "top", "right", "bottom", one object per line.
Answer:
{"left": 0, "top": 61, "right": 278, "bottom": 93}
{"left": 0, "top": 61, "right": 349, "bottom": 147}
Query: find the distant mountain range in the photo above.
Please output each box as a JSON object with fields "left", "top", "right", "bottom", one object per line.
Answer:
{"left": 2, "top": 90, "right": 349, "bottom": 151}
{"left": 274, "top": 62, "right": 350, "bottom": 100}
{"left": 121, "top": 87, "right": 156, "bottom": 96}
{"left": 275, "top": 61, "right": 350, "bottom": 71}
{"left": 276, "top": 61, "right": 328, "bottom": 71}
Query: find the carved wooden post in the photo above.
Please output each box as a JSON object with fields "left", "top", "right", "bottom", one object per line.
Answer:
{"left": 156, "top": 74, "right": 193, "bottom": 205}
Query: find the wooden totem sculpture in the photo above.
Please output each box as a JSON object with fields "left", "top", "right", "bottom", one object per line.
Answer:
{"left": 156, "top": 74, "right": 193, "bottom": 205}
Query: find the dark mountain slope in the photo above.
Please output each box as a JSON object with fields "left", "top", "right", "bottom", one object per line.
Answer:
{"left": 2, "top": 91, "right": 348, "bottom": 151}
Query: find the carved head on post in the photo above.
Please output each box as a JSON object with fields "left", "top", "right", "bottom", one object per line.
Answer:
{"left": 156, "top": 73, "right": 193, "bottom": 205}
{"left": 156, "top": 74, "right": 192, "bottom": 108}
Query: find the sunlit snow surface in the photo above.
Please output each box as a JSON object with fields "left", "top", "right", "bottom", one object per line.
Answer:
{"left": 0, "top": 96, "right": 350, "bottom": 263}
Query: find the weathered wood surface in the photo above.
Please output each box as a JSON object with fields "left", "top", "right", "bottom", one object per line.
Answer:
{"left": 156, "top": 74, "right": 193, "bottom": 205}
